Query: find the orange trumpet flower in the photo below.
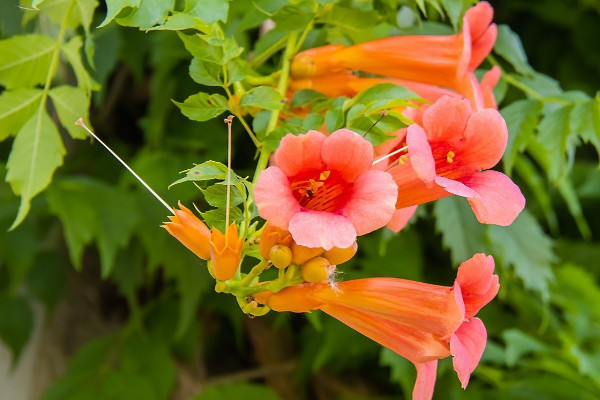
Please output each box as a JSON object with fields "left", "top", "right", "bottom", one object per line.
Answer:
{"left": 162, "top": 201, "right": 211, "bottom": 260}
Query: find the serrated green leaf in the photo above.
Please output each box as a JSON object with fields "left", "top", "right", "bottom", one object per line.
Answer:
{"left": 570, "top": 100, "right": 600, "bottom": 162}
{"left": 99, "top": 0, "right": 141, "bottom": 27}
{"left": 6, "top": 110, "right": 65, "bottom": 230}
{"left": 0, "top": 295, "right": 33, "bottom": 362}
{"left": 184, "top": 0, "right": 229, "bottom": 24}
{"left": 116, "top": 0, "right": 175, "bottom": 30}
{"left": 239, "top": 86, "right": 285, "bottom": 110}
{"left": 46, "top": 178, "right": 140, "bottom": 277}
{"left": 201, "top": 206, "right": 243, "bottom": 232}
{"left": 201, "top": 184, "right": 244, "bottom": 208}
{"left": 495, "top": 25, "right": 534, "bottom": 75}
{"left": 433, "top": 196, "right": 487, "bottom": 265}
{"left": 189, "top": 58, "right": 224, "bottom": 86}
{"left": 148, "top": 13, "right": 206, "bottom": 31}
{"left": 196, "top": 383, "right": 281, "bottom": 400}
{"left": 290, "top": 89, "right": 328, "bottom": 108}
{"left": 488, "top": 211, "right": 555, "bottom": 299}
{"left": 0, "top": 34, "right": 54, "bottom": 89}
{"left": 536, "top": 103, "right": 571, "bottom": 182}
{"left": 34, "top": 0, "right": 99, "bottom": 30}
{"left": 177, "top": 32, "right": 223, "bottom": 64}
{"left": 60, "top": 36, "right": 99, "bottom": 92}
{"left": 272, "top": 4, "right": 314, "bottom": 31}
{"left": 48, "top": 85, "right": 91, "bottom": 139}
{"left": 0, "top": 88, "right": 43, "bottom": 141}
{"left": 174, "top": 92, "right": 229, "bottom": 121}
{"left": 170, "top": 161, "right": 228, "bottom": 187}
{"left": 500, "top": 98, "right": 542, "bottom": 174}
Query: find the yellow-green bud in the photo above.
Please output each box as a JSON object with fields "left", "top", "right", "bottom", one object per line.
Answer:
{"left": 270, "top": 244, "right": 293, "bottom": 269}
{"left": 302, "top": 257, "right": 333, "bottom": 283}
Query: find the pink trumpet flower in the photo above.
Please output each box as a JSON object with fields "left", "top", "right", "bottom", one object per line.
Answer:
{"left": 254, "top": 129, "right": 397, "bottom": 250}
{"left": 387, "top": 96, "right": 525, "bottom": 226}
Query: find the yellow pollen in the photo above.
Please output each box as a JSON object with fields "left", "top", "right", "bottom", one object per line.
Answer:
{"left": 446, "top": 151, "right": 455, "bottom": 163}
{"left": 319, "top": 170, "right": 331, "bottom": 180}
{"left": 398, "top": 155, "right": 408, "bottom": 165}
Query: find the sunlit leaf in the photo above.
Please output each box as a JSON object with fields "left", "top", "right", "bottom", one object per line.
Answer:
{"left": 6, "top": 109, "right": 65, "bottom": 230}
{"left": 173, "top": 92, "right": 229, "bottom": 121}
{"left": 240, "top": 86, "right": 285, "bottom": 110}
{"left": 0, "top": 88, "right": 42, "bottom": 141}
{"left": 100, "top": 0, "right": 141, "bottom": 27}
{"left": 184, "top": 0, "right": 229, "bottom": 24}
{"left": 116, "top": 0, "right": 175, "bottom": 30}
{"left": 0, "top": 34, "right": 54, "bottom": 89}
{"left": 48, "top": 85, "right": 91, "bottom": 139}
{"left": 60, "top": 36, "right": 99, "bottom": 92}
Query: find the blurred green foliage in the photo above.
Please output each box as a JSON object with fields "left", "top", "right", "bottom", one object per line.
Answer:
{"left": 1, "top": 0, "right": 600, "bottom": 399}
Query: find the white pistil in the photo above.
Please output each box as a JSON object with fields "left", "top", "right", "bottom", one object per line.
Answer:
{"left": 372, "top": 146, "right": 408, "bottom": 166}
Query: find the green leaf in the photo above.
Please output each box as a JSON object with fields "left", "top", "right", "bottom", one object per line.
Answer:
{"left": 0, "top": 88, "right": 43, "bottom": 141}
{"left": 147, "top": 13, "right": 207, "bottom": 31}
{"left": 173, "top": 92, "right": 229, "bottom": 121}
{"left": 433, "top": 196, "right": 487, "bottom": 265}
{"left": 189, "top": 58, "right": 224, "bottom": 86}
{"left": 170, "top": 161, "right": 228, "bottom": 186}
{"left": 201, "top": 206, "right": 243, "bottom": 232}
{"left": 6, "top": 109, "right": 66, "bottom": 230}
{"left": 500, "top": 99, "right": 542, "bottom": 174}
{"left": 570, "top": 99, "right": 600, "bottom": 161}
{"left": 290, "top": 89, "right": 328, "bottom": 108}
{"left": 0, "top": 34, "right": 55, "bottom": 89}
{"left": 239, "top": 86, "right": 285, "bottom": 110}
{"left": 60, "top": 36, "right": 99, "bottom": 92}
{"left": 380, "top": 348, "right": 416, "bottom": 398}
{"left": 488, "top": 211, "right": 555, "bottom": 299}
{"left": 495, "top": 25, "right": 534, "bottom": 75}
{"left": 116, "top": 0, "right": 175, "bottom": 30}
{"left": 100, "top": 0, "right": 141, "bottom": 27}
{"left": 503, "top": 328, "right": 548, "bottom": 367}
{"left": 272, "top": 4, "right": 314, "bottom": 31}
{"left": 177, "top": 32, "right": 222, "bottom": 64}
{"left": 201, "top": 184, "right": 244, "bottom": 208}
{"left": 46, "top": 178, "right": 140, "bottom": 277}
{"left": 442, "top": 0, "right": 470, "bottom": 30}
{"left": 48, "top": 85, "right": 91, "bottom": 139}
{"left": 184, "top": 0, "right": 230, "bottom": 24}
{"left": 34, "top": 0, "right": 99, "bottom": 30}
{"left": 536, "top": 103, "right": 571, "bottom": 182}
{"left": 196, "top": 383, "right": 281, "bottom": 400}
{"left": 318, "top": 5, "right": 378, "bottom": 32}
{"left": 0, "top": 295, "right": 33, "bottom": 362}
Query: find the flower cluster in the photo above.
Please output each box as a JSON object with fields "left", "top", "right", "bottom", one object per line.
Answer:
{"left": 162, "top": 3, "right": 524, "bottom": 399}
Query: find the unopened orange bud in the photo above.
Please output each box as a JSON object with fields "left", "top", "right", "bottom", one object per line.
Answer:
{"left": 259, "top": 224, "right": 293, "bottom": 259}
{"left": 302, "top": 257, "right": 334, "bottom": 283}
{"left": 210, "top": 223, "right": 243, "bottom": 281}
{"left": 323, "top": 242, "right": 358, "bottom": 265}
{"left": 162, "top": 201, "right": 211, "bottom": 260}
{"left": 291, "top": 242, "right": 323, "bottom": 265}
{"left": 270, "top": 244, "right": 292, "bottom": 269}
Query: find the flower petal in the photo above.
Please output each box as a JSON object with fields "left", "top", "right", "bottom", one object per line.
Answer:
{"left": 321, "top": 129, "right": 374, "bottom": 182}
{"left": 407, "top": 124, "right": 436, "bottom": 184}
{"left": 481, "top": 66, "right": 501, "bottom": 109}
{"left": 461, "top": 108, "right": 508, "bottom": 170}
{"left": 456, "top": 254, "right": 499, "bottom": 319}
{"left": 463, "top": 170, "right": 525, "bottom": 226}
{"left": 274, "top": 131, "right": 326, "bottom": 177}
{"left": 435, "top": 176, "right": 480, "bottom": 198}
{"left": 413, "top": 361, "right": 438, "bottom": 400}
{"left": 422, "top": 96, "right": 472, "bottom": 143}
{"left": 450, "top": 318, "right": 487, "bottom": 389}
{"left": 289, "top": 210, "right": 356, "bottom": 250}
{"left": 342, "top": 170, "right": 397, "bottom": 235}
{"left": 254, "top": 167, "right": 302, "bottom": 229}
{"left": 387, "top": 206, "right": 418, "bottom": 232}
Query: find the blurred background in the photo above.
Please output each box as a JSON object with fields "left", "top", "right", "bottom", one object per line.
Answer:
{"left": 1, "top": 0, "right": 600, "bottom": 399}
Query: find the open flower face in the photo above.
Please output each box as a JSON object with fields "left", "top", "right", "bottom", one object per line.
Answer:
{"left": 388, "top": 96, "right": 525, "bottom": 226}
{"left": 254, "top": 129, "right": 397, "bottom": 250}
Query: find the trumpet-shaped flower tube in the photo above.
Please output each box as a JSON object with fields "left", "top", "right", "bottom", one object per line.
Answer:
{"left": 162, "top": 202, "right": 211, "bottom": 260}
{"left": 254, "top": 129, "right": 397, "bottom": 250}
{"left": 291, "top": 2, "right": 496, "bottom": 92}
{"left": 387, "top": 96, "right": 525, "bottom": 226}
{"left": 209, "top": 223, "right": 243, "bottom": 281}
{"left": 254, "top": 253, "right": 499, "bottom": 399}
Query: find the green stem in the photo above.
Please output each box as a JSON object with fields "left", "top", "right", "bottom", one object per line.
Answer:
{"left": 250, "top": 35, "right": 288, "bottom": 68}
{"left": 240, "top": 259, "right": 269, "bottom": 287}
{"left": 223, "top": 86, "right": 261, "bottom": 147}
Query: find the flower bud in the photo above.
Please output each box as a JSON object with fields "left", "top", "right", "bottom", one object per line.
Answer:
{"left": 270, "top": 244, "right": 293, "bottom": 269}
{"left": 323, "top": 242, "right": 358, "bottom": 265}
{"left": 291, "top": 242, "right": 324, "bottom": 265}
{"left": 259, "top": 224, "right": 293, "bottom": 259}
{"left": 302, "top": 257, "right": 334, "bottom": 283}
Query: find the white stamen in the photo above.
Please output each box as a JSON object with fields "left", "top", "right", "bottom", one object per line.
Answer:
{"left": 75, "top": 119, "right": 173, "bottom": 213}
